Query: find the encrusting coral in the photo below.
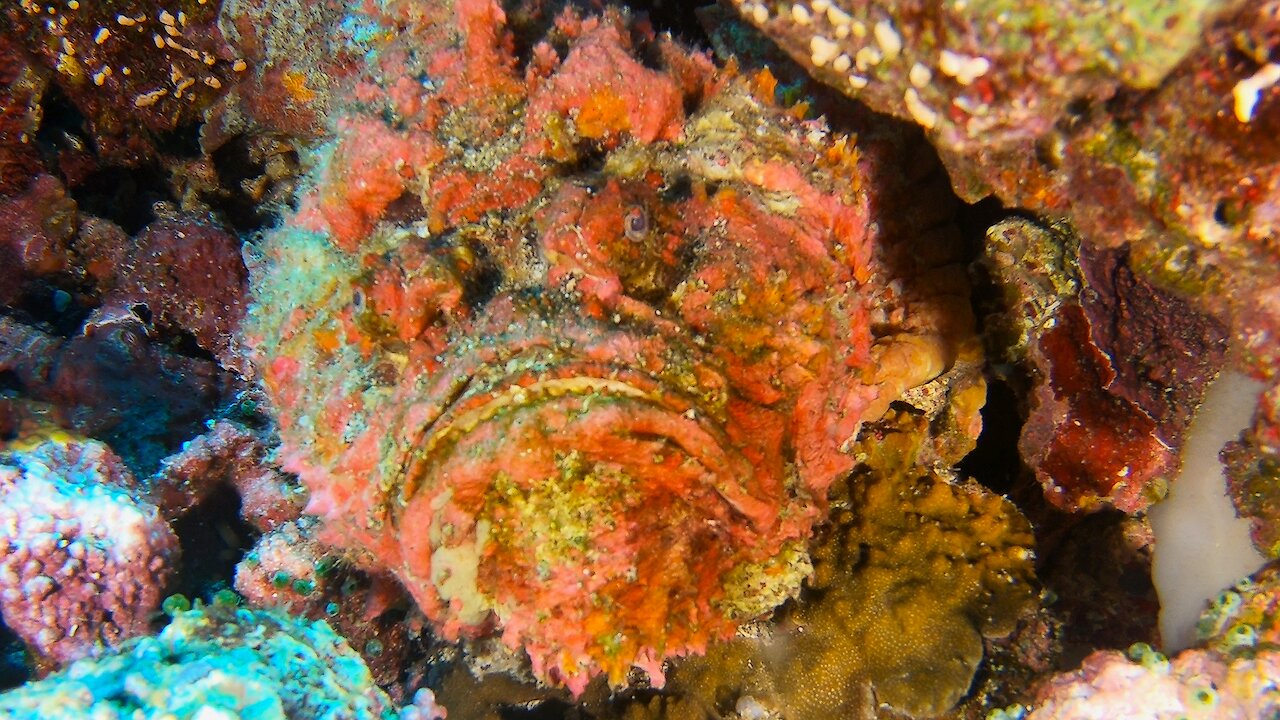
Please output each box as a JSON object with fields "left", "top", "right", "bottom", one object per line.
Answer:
{"left": 11, "top": 0, "right": 1274, "bottom": 715}
{"left": 0, "top": 599, "right": 410, "bottom": 719}
{"left": 0, "top": 429, "right": 179, "bottom": 668}
{"left": 245, "top": 0, "right": 974, "bottom": 695}
{"left": 790, "top": 439, "right": 1037, "bottom": 717}
{"left": 1026, "top": 643, "right": 1280, "bottom": 720}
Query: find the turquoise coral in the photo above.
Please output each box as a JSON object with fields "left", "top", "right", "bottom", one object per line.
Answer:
{"left": 0, "top": 601, "right": 399, "bottom": 720}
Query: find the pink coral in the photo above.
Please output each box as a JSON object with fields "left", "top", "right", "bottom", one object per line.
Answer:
{"left": 0, "top": 432, "right": 179, "bottom": 666}
{"left": 1028, "top": 647, "right": 1280, "bottom": 720}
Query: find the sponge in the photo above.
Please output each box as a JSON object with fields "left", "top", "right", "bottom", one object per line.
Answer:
{"left": 1150, "top": 371, "right": 1267, "bottom": 651}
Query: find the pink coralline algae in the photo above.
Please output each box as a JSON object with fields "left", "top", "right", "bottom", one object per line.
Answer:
{"left": 102, "top": 216, "right": 251, "bottom": 376}
{"left": 1025, "top": 562, "right": 1280, "bottom": 719}
{"left": 247, "top": 0, "right": 966, "bottom": 694}
{"left": 1026, "top": 646, "right": 1280, "bottom": 720}
{"left": 0, "top": 431, "right": 179, "bottom": 666}
{"left": 151, "top": 418, "right": 305, "bottom": 530}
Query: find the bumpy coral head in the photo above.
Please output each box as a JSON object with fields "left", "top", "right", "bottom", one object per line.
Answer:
{"left": 247, "top": 0, "right": 950, "bottom": 694}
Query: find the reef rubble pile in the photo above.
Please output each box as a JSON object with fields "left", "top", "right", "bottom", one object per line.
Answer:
{"left": 0, "top": 0, "right": 1278, "bottom": 718}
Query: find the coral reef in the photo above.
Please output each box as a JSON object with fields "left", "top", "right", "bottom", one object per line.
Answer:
{"left": 3, "top": 0, "right": 241, "bottom": 161}
{"left": 1023, "top": 558, "right": 1280, "bottom": 719}
{"left": 727, "top": 0, "right": 1280, "bottom": 325}
{"left": 151, "top": 418, "right": 305, "bottom": 529}
{"left": 775, "top": 467, "right": 1037, "bottom": 718}
{"left": 731, "top": 0, "right": 1280, "bottom": 548}
{"left": 782, "top": 409, "right": 1037, "bottom": 718}
{"left": 0, "top": 0, "right": 1278, "bottom": 716}
{"left": 1198, "top": 560, "right": 1280, "bottom": 656}
{"left": 0, "top": 310, "right": 232, "bottom": 472}
{"left": 726, "top": 0, "right": 1221, "bottom": 170}
{"left": 0, "top": 431, "right": 179, "bottom": 667}
{"left": 0, "top": 32, "right": 46, "bottom": 197}
{"left": 212, "top": 0, "right": 363, "bottom": 138}
{"left": 247, "top": 0, "right": 973, "bottom": 694}
{"left": 0, "top": 175, "right": 78, "bottom": 306}
{"left": 1038, "top": 512, "right": 1160, "bottom": 654}
{"left": 235, "top": 518, "right": 419, "bottom": 688}
{"left": 0, "top": 600, "right": 401, "bottom": 719}
{"left": 1223, "top": 384, "right": 1280, "bottom": 558}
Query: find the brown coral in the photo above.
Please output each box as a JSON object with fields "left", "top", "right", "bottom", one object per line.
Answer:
{"left": 787, "top": 464, "right": 1037, "bottom": 717}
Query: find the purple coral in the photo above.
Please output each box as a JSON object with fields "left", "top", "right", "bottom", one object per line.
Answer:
{"left": 0, "top": 433, "right": 178, "bottom": 666}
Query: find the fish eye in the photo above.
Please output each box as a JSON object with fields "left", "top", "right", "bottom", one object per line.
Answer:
{"left": 624, "top": 206, "right": 649, "bottom": 241}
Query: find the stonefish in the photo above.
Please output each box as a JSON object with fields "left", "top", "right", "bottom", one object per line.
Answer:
{"left": 246, "top": 0, "right": 967, "bottom": 693}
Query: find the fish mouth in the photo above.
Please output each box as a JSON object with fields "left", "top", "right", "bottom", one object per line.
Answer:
{"left": 389, "top": 338, "right": 791, "bottom": 531}
{"left": 416, "top": 374, "right": 656, "bottom": 458}
{"left": 395, "top": 348, "right": 724, "bottom": 498}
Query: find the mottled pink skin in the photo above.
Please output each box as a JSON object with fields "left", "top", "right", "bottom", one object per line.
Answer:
{"left": 523, "top": 18, "right": 685, "bottom": 149}
{"left": 0, "top": 434, "right": 178, "bottom": 666}
{"left": 1028, "top": 648, "right": 1280, "bottom": 720}
{"left": 295, "top": 117, "right": 442, "bottom": 252}
{"left": 247, "top": 0, "right": 954, "bottom": 695}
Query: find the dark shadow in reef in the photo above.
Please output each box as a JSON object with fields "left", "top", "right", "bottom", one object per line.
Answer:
{"left": 0, "top": 621, "right": 28, "bottom": 693}
{"left": 168, "top": 483, "right": 258, "bottom": 606}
